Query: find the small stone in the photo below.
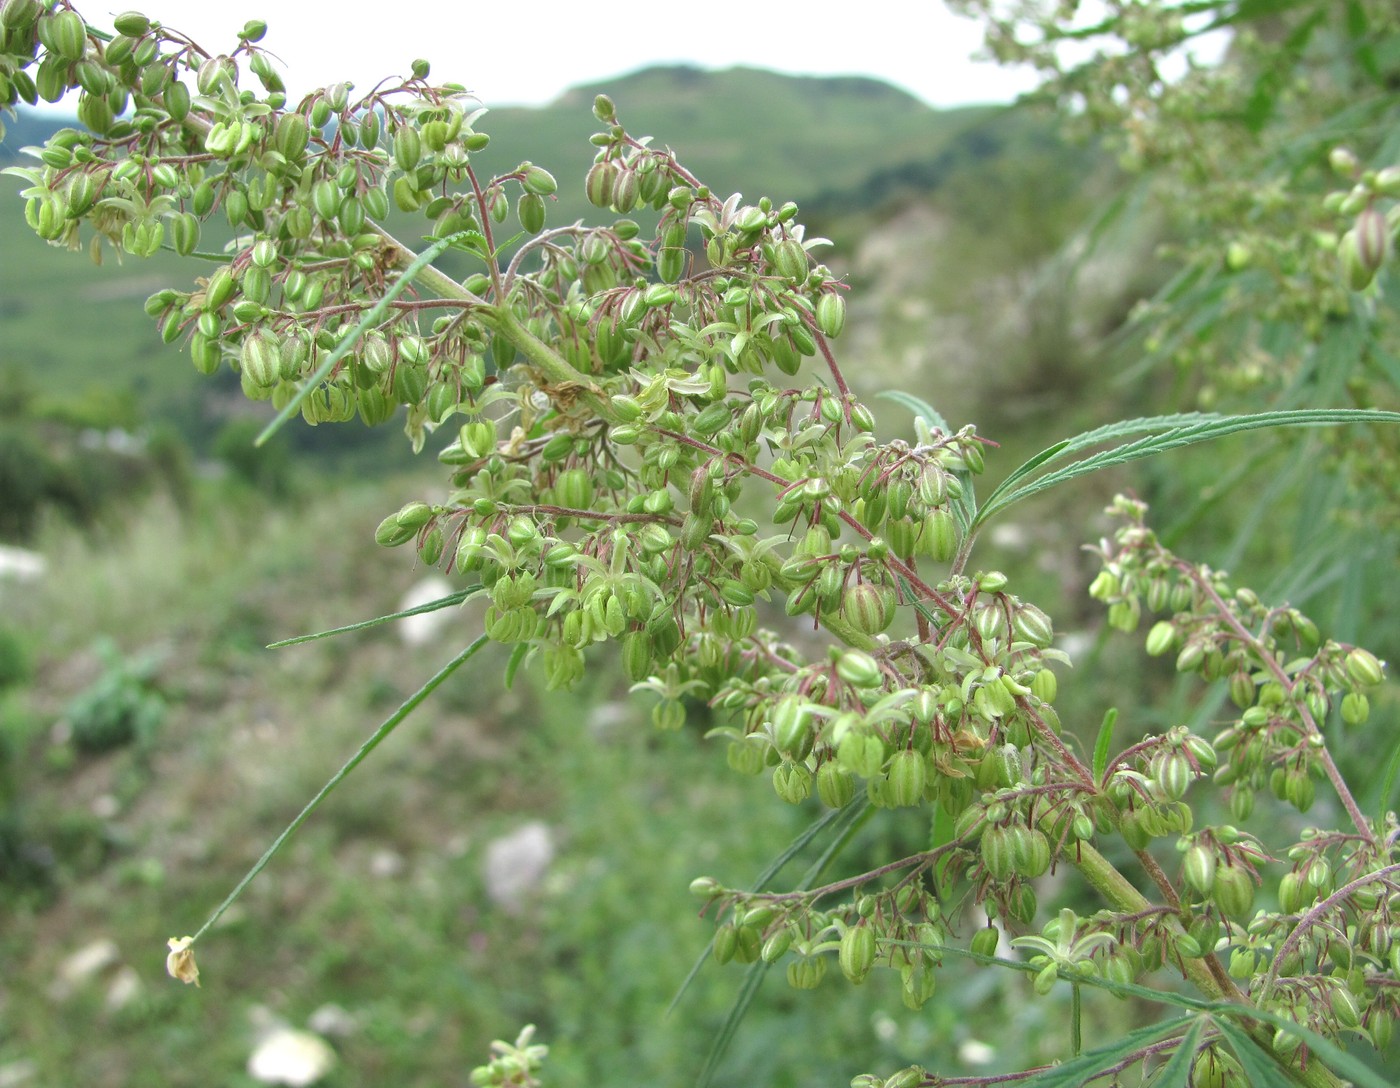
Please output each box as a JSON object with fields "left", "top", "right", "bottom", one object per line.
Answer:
{"left": 105, "top": 966, "right": 142, "bottom": 1012}
{"left": 56, "top": 938, "right": 120, "bottom": 991}
{"left": 307, "top": 1003, "right": 357, "bottom": 1039}
{"left": 483, "top": 821, "right": 554, "bottom": 912}
{"left": 248, "top": 1027, "right": 336, "bottom": 1087}
{"left": 397, "top": 576, "right": 455, "bottom": 646}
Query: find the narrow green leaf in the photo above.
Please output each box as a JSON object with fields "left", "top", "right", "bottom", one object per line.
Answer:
{"left": 694, "top": 961, "right": 769, "bottom": 1088}
{"left": 1093, "top": 707, "right": 1118, "bottom": 784}
{"left": 669, "top": 802, "right": 860, "bottom": 1018}
{"left": 255, "top": 229, "right": 478, "bottom": 445}
{"left": 503, "top": 641, "right": 529, "bottom": 689}
{"left": 1017, "top": 1016, "right": 1194, "bottom": 1088}
{"left": 266, "top": 588, "right": 476, "bottom": 647}
{"left": 1215, "top": 1001, "right": 1396, "bottom": 1088}
{"left": 972, "top": 409, "right": 1400, "bottom": 530}
{"left": 1151, "top": 1018, "right": 1203, "bottom": 1088}
{"left": 1374, "top": 737, "right": 1400, "bottom": 829}
{"left": 1211, "top": 1019, "right": 1302, "bottom": 1087}
{"left": 878, "top": 389, "right": 952, "bottom": 436}
{"left": 189, "top": 636, "right": 488, "bottom": 942}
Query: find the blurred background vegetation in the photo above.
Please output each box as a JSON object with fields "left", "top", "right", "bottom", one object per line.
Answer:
{"left": 1, "top": 8, "right": 1397, "bottom": 1084}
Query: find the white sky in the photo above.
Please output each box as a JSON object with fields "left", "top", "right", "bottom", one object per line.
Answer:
{"left": 93, "top": 1, "right": 1043, "bottom": 110}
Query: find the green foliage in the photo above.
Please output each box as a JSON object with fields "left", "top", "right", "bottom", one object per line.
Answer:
{"left": 0, "top": 625, "right": 29, "bottom": 692}
{"left": 64, "top": 638, "right": 166, "bottom": 753}
{"left": 2, "top": 5, "right": 1398, "bottom": 1088}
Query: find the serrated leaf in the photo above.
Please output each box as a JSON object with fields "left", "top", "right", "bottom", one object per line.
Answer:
{"left": 1017, "top": 1016, "right": 1195, "bottom": 1088}
{"left": 1211, "top": 1019, "right": 1299, "bottom": 1087}
{"left": 1214, "top": 1002, "right": 1395, "bottom": 1088}
{"left": 1150, "top": 1018, "right": 1204, "bottom": 1088}
{"left": 971, "top": 409, "right": 1400, "bottom": 531}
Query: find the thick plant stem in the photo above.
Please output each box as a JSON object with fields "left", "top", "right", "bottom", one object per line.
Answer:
{"left": 1068, "top": 840, "right": 1342, "bottom": 1088}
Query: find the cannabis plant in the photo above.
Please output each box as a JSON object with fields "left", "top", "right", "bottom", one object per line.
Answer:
{"left": 3, "top": 3, "right": 1399, "bottom": 1085}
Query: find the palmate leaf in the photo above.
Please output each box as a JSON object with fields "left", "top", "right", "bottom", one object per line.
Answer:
{"left": 970, "top": 409, "right": 1400, "bottom": 531}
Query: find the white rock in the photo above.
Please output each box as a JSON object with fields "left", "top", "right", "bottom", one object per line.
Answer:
{"left": 247, "top": 1027, "right": 336, "bottom": 1087}
{"left": 0, "top": 1060, "right": 37, "bottom": 1087}
{"left": 483, "top": 821, "right": 554, "bottom": 912}
{"left": 56, "top": 939, "right": 120, "bottom": 988}
{"left": 0, "top": 546, "right": 45, "bottom": 582}
{"left": 958, "top": 1039, "right": 996, "bottom": 1066}
{"left": 368, "top": 848, "right": 405, "bottom": 879}
{"left": 307, "top": 1003, "right": 357, "bottom": 1038}
{"left": 397, "top": 576, "right": 456, "bottom": 646}
{"left": 105, "top": 966, "right": 142, "bottom": 1012}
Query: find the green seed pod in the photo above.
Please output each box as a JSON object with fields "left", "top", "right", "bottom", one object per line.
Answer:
{"left": 712, "top": 923, "right": 739, "bottom": 965}
{"left": 981, "top": 825, "right": 1015, "bottom": 881}
{"left": 786, "top": 955, "right": 826, "bottom": 991}
{"left": 518, "top": 191, "right": 543, "bottom": 232}
{"left": 375, "top": 513, "right": 418, "bottom": 547}
{"left": 520, "top": 163, "right": 557, "bottom": 196}
{"left": 1340, "top": 691, "right": 1370, "bottom": 726}
{"left": 1345, "top": 647, "right": 1385, "bottom": 688}
{"left": 1212, "top": 864, "right": 1255, "bottom": 920}
{"left": 657, "top": 245, "right": 686, "bottom": 284}
{"left": 836, "top": 650, "right": 882, "bottom": 688}
{"left": 815, "top": 292, "right": 845, "bottom": 339}
{"left": 584, "top": 160, "right": 616, "bottom": 208}
{"left": 970, "top": 925, "right": 999, "bottom": 960}
{"left": 1153, "top": 751, "right": 1193, "bottom": 802}
{"left": 43, "top": 10, "right": 87, "bottom": 62}
{"left": 760, "top": 928, "right": 792, "bottom": 965}
{"left": 239, "top": 330, "right": 282, "bottom": 388}
{"left": 772, "top": 761, "right": 812, "bottom": 805}
{"left": 1012, "top": 827, "right": 1051, "bottom": 879}
{"left": 885, "top": 750, "right": 926, "bottom": 808}
{"left": 1183, "top": 843, "right": 1217, "bottom": 896}
{"left": 610, "top": 168, "right": 639, "bottom": 213}
{"left": 1011, "top": 603, "right": 1054, "bottom": 648}
{"left": 311, "top": 178, "right": 341, "bottom": 221}
{"left": 840, "top": 582, "right": 894, "bottom": 635}
{"left": 816, "top": 762, "right": 855, "bottom": 809}
{"left": 1030, "top": 668, "right": 1057, "bottom": 704}
{"left": 839, "top": 923, "right": 877, "bottom": 983}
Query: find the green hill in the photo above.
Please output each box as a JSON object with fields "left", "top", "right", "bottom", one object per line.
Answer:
{"left": 1, "top": 66, "right": 1091, "bottom": 452}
